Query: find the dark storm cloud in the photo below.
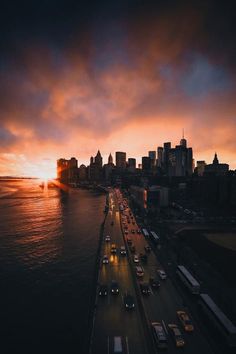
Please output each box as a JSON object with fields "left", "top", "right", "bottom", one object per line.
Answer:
{"left": 0, "top": 0, "right": 236, "bottom": 174}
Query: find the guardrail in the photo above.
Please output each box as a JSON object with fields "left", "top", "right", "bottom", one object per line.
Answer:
{"left": 87, "top": 209, "right": 108, "bottom": 354}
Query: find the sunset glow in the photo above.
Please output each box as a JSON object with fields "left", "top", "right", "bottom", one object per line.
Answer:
{"left": 0, "top": 1, "right": 236, "bottom": 175}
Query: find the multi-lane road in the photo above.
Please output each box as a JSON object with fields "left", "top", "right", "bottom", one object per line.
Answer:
{"left": 90, "top": 188, "right": 215, "bottom": 354}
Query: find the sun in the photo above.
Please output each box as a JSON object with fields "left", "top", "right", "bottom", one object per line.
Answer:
{"left": 33, "top": 166, "right": 56, "bottom": 180}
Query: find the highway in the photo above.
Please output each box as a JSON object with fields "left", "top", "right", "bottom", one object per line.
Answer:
{"left": 90, "top": 190, "right": 149, "bottom": 354}
{"left": 90, "top": 188, "right": 216, "bottom": 354}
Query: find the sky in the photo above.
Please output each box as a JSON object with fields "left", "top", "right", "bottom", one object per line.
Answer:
{"left": 0, "top": 0, "right": 236, "bottom": 177}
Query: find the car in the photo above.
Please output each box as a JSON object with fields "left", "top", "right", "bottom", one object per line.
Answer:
{"left": 149, "top": 277, "right": 160, "bottom": 289}
{"left": 144, "top": 244, "right": 151, "bottom": 252}
{"left": 168, "top": 324, "right": 185, "bottom": 347}
{"left": 111, "top": 243, "right": 117, "bottom": 254}
{"left": 111, "top": 221, "right": 114, "bottom": 226}
{"left": 157, "top": 269, "right": 167, "bottom": 280}
{"left": 136, "top": 266, "right": 144, "bottom": 277}
{"left": 124, "top": 230, "right": 128, "bottom": 234}
{"left": 111, "top": 280, "right": 119, "bottom": 295}
{"left": 99, "top": 284, "right": 108, "bottom": 296}
{"left": 140, "top": 282, "right": 151, "bottom": 295}
{"left": 102, "top": 255, "right": 109, "bottom": 264}
{"left": 131, "top": 229, "right": 135, "bottom": 234}
{"left": 124, "top": 292, "right": 135, "bottom": 309}
{"left": 151, "top": 321, "right": 168, "bottom": 349}
{"left": 113, "top": 336, "right": 124, "bottom": 353}
{"left": 127, "top": 237, "right": 132, "bottom": 244}
{"left": 120, "top": 246, "right": 126, "bottom": 256}
{"left": 105, "top": 235, "right": 111, "bottom": 242}
{"left": 133, "top": 254, "right": 139, "bottom": 263}
{"left": 137, "top": 229, "right": 141, "bottom": 234}
{"left": 140, "top": 253, "right": 147, "bottom": 263}
{"left": 177, "top": 310, "right": 194, "bottom": 332}
{"left": 132, "top": 221, "right": 135, "bottom": 225}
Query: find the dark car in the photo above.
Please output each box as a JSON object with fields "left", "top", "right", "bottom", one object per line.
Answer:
{"left": 124, "top": 292, "right": 135, "bottom": 309}
{"left": 111, "top": 221, "right": 114, "bottom": 226}
{"left": 99, "top": 284, "right": 108, "bottom": 296}
{"left": 140, "top": 282, "right": 151, "bottom": 295}
{"left": 140, "top": 253, "right": 148, "bottom": 263}
{"left": 127, "top": 237, "right": 132, "bottom": 244}
{"left": 168, "top": 324, "right": 185, "bottom": 347}
{"left": 110, "top": 280, "right": 119, "bottom": 295}
{"left": 149, "top": 277, "right": 160, "bottom": 289}
{"left": 144, "top": 244, "right": 151, "bottom": 252}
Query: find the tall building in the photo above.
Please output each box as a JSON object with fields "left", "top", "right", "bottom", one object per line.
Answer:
{"left": 127, "top": 158, "right": 136, "bottom": 172}
{"left": 204, "top": 153, "right": 229, "bottom": 176}
{"left": 163, "top": 142, "right": 171, "bottom": 174}
{"left": 142, "top": 157, "right": 151, "bottom": 171}
{"left": 116, "top": 152, "right": 126, "bottom": 169}
{"left": 108, "top": 153, "right": 113, "bottom": 165}
{"left": 89, "top": 151, "right": 103, "bottom": 182}
{"left": 94, "top": 150, "right": 103, "bottom": 167}
{"left": 157, "top": 147, "right": 163, "bottom": 167}
{"left": 180, "top": 129, "right": 187, "bottom": 148}
{"left": 78, "top": 164, "right": 87, "bottom": 181}
{"left": 148, "top": 151, "right": 156, "bottom": 169}
{"left": 163, "top": 136, "right": 193, "bottom": 177}
{"left": 57, "top": 157, "right": 78, "bottom": 183}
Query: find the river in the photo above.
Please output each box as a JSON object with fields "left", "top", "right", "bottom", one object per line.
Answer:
{"left": 0, "top": 179, "right": 105, "bottom": 354}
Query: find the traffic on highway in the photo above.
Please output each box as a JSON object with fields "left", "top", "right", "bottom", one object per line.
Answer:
{"left": 90, "top": 188, "right": 235, "bottom": 354}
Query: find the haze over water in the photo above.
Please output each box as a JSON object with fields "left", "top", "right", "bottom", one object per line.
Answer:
{"left": 0, "top": 179, "right": 105, "bottom": 354}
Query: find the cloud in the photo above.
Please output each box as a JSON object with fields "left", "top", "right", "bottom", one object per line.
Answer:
{"left": 0, "top": 0, "right": 236, "bottom": 175}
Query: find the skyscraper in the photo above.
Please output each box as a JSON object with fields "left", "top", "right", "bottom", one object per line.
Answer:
{"left": 108, "top": 153, "right": 113, "bottom": 165}
{"left": 128, "top": 158, "right": 136, "bottom": 172}
{"left": 157, "top": 147, "right": 163, "bottom": 167}
{"left": 142, "top": 157, "right": 151, "bottom": 171}
{"left": 163, "top": 142, "right": 171, "bottom": 174}
{"left": 116, "top": 152, "right": 126, "bottom": 169}
{"left": 148, "top": 151, "right": 156, "bottom": 169}
{"left": 95, "top": 150, "right": 103, "bottom": 167}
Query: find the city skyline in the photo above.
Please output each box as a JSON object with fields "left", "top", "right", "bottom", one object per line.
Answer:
{"left": 0, "top": 139, "right": 232, "bottom": 179}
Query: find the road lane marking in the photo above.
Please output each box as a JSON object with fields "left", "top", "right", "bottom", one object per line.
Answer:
{"left": 126, "top": 336, "right": 130, "bottom": 354}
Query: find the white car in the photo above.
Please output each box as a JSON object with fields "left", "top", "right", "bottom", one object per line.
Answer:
{"left": 157, "top": 269, "right": 167, "bottom": 280}
{"left": 120, "top": 246, "right": 126, "bottom": 256}
{"left": 102, "top": 255, "right": 109, "bottom": 264}
{"left": 133, "top": 254, "right": 139, "bottom": 263}
{"left": 105, "top": 235, "right": 111, "bottom": 242}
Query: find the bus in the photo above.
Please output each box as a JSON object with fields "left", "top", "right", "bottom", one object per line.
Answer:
{"left": 142, "top": 228, "right": 149, "bottom": 237}
{"left": 198, "top": 293, "right": 236, "bottom": 347}
{"left": 176, "top": 265, "right": 200, "bottom": 294}
{"left": 150, "top": 231, "right": 160, "bottom": 244}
